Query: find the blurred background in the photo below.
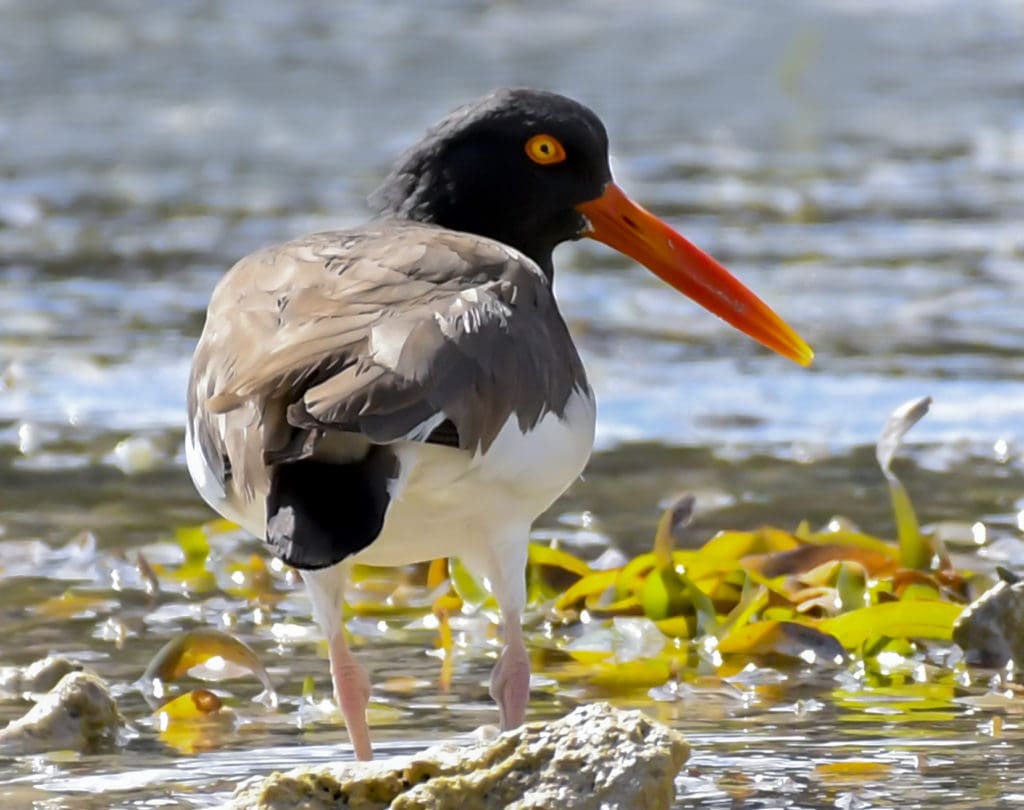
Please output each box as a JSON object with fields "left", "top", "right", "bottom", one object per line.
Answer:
{"left": 1, "top": 0, "right": 1024, "bottom": 805}
{"left": 3, "top": 0, "right": 1023, "bottom": 546}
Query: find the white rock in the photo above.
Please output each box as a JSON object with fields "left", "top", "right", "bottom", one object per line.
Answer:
{"left": 229, "top": 701, "right": 689, "bottom": 810}
{"left": 0, "top": 671, "right": 122, "bottom": 754}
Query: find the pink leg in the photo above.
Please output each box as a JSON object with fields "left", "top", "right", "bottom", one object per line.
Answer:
{"left": 489, "top": 611, "right": 531, "bottom": 730}
{"left": 300, "top": 567, "right": 373, "bottom": 761}
{"left": 328, "top": 632, "right": 373, "bottom": 761}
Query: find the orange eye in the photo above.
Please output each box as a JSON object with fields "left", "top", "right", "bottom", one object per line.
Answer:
{"left": 525, "top": 134, "right": 567, "bottom": 165}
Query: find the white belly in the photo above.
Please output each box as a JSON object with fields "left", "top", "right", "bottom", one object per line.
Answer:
{"left": 357, "top": 388, "right": 596, "bottom": 567}
{"left": 187, "top": 389, "right": 597, "bottom": 567}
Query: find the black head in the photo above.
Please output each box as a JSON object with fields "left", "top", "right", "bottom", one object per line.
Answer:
{"left": 371, "top": 89, "right": 814, "bottom": 366}
{"left": 370, "top": 88, "right": 612, "bottom": 275}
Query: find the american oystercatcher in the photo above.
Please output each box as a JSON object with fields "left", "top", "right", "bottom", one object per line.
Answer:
{"left": 186, "top": 88, "right": 812, "bottom": 760}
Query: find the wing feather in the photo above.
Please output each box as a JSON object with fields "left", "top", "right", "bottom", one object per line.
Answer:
{"left": 188, "top": 222, "right": 588, "bottom": 503}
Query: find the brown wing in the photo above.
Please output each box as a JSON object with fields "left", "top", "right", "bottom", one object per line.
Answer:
{"left": 187, "top": 221, "right": 588, "bottom": 502}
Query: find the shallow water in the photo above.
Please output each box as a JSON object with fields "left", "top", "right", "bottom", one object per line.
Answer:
{"left": 2, "top": 0, "right": 1024, "bottom": 807}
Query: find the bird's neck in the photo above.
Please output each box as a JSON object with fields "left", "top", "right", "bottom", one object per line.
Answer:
{"left": 370, "top": 151, "right": 561, "bottom": 279}
{"left": 386, "top": 195, "right": 558, "bottom": 278}
{"left": 432, "top": 206, "right": 559, "bottom": 278}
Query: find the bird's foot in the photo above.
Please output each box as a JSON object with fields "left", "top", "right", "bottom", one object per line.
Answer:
{"left": 489, "top": 638, "right": 530, "bottom": 730}
{"left": 328, "top": 634, "right": 373, "bottom": 761}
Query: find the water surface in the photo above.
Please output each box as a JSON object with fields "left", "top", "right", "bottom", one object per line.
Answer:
{"left": 2, "top": 0, "right": 1024, "bottom": 807}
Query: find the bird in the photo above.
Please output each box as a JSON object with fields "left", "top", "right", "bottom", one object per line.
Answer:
{"left": 185, "top": 88, "right": 813, "bottom": 761}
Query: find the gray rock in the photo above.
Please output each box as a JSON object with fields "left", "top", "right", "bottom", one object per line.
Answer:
{"left": 0, "top": 656, "right": 83, "bottom": 697}
{"left": 953, "top": 569, "right": 1024, "bottom": 667}
{"left": 0, "top": 671, "right": 123, "bottom": 754}
{"left": 229, "top": 702, "right": 689, "bottom": 810}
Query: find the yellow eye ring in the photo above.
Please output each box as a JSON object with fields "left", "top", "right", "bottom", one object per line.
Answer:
{"left": 525, "top": 134, "right": 567, "bottom": 165}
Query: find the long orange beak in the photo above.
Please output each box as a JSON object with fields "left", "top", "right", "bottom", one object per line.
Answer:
{"left": 577, "top": 183, "right": 813, "bottom": 366}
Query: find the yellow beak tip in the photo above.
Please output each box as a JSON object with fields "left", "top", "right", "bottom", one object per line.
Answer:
{"left": 795, "top": 346, "right": 815, "bottom": 367}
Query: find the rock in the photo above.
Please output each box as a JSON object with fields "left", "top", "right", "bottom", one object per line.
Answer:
{"left": 0, "top": 671, "right": 123, "bottom": 754}
{"left": 953, "top": 569, "right": 1024, "bottom": 667}
{"left": 229, "top": 702, "right": 688, "bottom": 810}
{"left": 0, "top": 656, "right": 84, "bottom": 696}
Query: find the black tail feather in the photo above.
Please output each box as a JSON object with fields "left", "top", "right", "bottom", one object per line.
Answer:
{"left": 266, "top": 447, "right": 397, "bottom": 570}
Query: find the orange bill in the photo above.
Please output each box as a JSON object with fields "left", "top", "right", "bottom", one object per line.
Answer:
{"left": 577, "top": 183, "right": 813, "bottom": 366}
